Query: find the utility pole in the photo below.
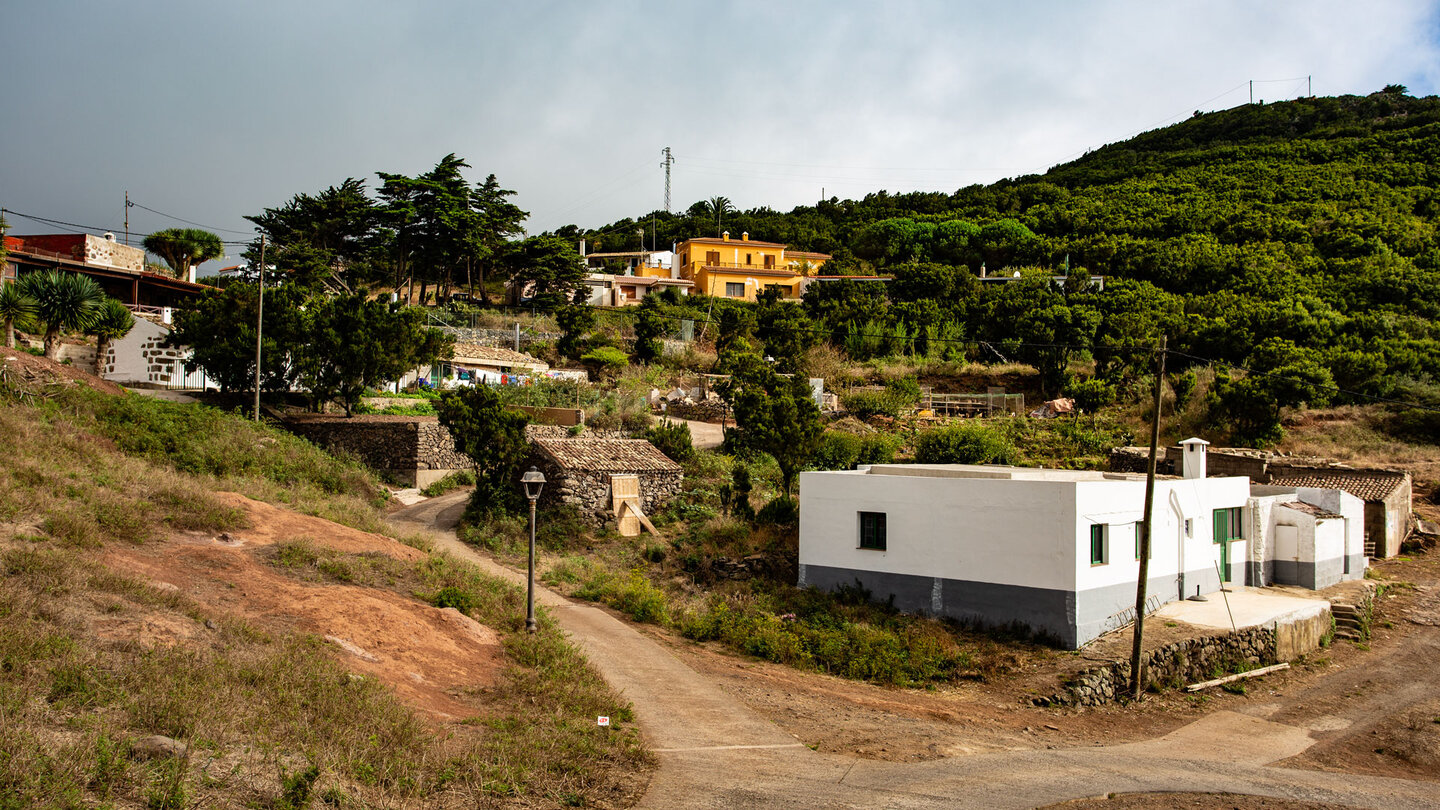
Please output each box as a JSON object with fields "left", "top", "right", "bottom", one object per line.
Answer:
{"left": 1131, "top": 335, "right": 1167, "bottom": 700}
{"left": 1308, "top": 75, "right": 1312, "bottom": 97}
{"left": 1249, "top": 80, "right": 1254, "bottom": 105}
{"left": 661, "top": 147, "right": 674, "bottom": 213}
{"left": 253, "top": 235, "right": 266, "bottom": 422}
{"left": 124, "top": 192, "right": 130, "bottom": 246}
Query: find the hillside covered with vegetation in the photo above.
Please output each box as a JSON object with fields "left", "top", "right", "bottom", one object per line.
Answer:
{"left": 570, "top": 88, "right": 1440, "bottom": 444}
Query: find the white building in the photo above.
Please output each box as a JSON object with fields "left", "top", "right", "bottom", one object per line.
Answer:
{"left": 798, "top": 438, "right": 1365, "bottom": 649}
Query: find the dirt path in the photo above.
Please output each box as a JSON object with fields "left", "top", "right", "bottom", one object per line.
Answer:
{"left": 390, "top": 492, "right": 1440, "bottom": 809}
{"left": 673, "top": 418, "right": 724, "bottom": 450}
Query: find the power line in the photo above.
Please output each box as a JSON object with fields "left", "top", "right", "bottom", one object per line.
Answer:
{"left": 2, "top": 208, "right": 253, "bottom": 246}
{"left": 126, "top": 201, "right": 254, "bottom": 235}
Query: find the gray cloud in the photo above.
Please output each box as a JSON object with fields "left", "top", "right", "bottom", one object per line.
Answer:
{"left": 2, "top": 0, "right": 1436, "bottom": 272}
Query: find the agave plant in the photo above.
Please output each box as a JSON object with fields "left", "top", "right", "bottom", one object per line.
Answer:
{"left": 18, "top": 271, "right": 105, "bottom": 359}
{"left": 88, "top": 298, "right": 136, "bottom": 377}
{"left": 0, "top": 281, "right": 36, "bottom": 349}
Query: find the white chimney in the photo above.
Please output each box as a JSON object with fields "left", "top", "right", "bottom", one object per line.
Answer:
{"left": 1179, "top": 437, "right": 1210, "bottom": 479}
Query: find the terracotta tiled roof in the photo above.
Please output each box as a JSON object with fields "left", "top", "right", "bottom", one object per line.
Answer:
{"left": 451, "top": 343, "right": 547, "bottom": 368}
{"left": 1267, "top": 470, "right": 1408, "bottom": 502}
{"left": 533, "top": 438, "right": 682, "bottom": 473}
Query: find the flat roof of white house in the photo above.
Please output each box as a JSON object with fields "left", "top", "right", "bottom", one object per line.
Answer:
{"left": 853, "top": 463, "right": 1158, "bottom": 482}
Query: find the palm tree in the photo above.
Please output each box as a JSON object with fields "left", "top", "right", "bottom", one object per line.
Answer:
{"left": 0, "top": 281, "right": 36, "bottom": 349}
{"left": 88, "top": 298, "right": 135, "bottom": 377}
{"left": 142, "top": 227, "right": 224, "bottom": 280}
{"left": 708, "top": 196, "right": 732, "bottom": 237}
{"left": 18, "top": 271, "right": 105, "bottom": 360}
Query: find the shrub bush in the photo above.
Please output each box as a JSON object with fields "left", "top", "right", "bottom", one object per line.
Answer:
{"left": 644, "top": 420, "right": 695, "bottom": 463}
{"left": 856, "top": 434, "right": 900, "bottom": 465}
{"left": 914, "top": 422, "right": 1016, "bottom": 465}
{"left": 812, "top": 432, "right": 862, "bottom": 470}
{"left": 755, "top": 497, "right": 798, "bottom": 526}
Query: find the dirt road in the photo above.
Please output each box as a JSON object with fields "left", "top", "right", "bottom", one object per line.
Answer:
{"left": 391, "top": 492, "right": 1440, "bottom": 808}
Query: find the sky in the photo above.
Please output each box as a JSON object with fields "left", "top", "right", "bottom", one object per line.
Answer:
{"left": 3, "top": 0, "right": 1439, "bottom": 273}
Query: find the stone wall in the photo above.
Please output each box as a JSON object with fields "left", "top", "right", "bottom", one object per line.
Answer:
{"left": 1040, "top": 626, "right": 1279, "bottom": 707}
{"left": 439, "top": 326, "right": 562, "bottom": 348}
{"left": 283, "top": 416, "right": 469, "bottom": 487}
{"left": 524, "top": 425, "right": 629, "bottom": 441}
{"left": 666, "top": 399, "right": 730, "bottom": 422}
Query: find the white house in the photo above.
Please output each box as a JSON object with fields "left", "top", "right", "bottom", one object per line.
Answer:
{"left": 797, "top": 438, "right": 1365, "bottom": 649}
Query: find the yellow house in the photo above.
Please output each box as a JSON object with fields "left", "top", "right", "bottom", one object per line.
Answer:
{"left": 671, "top": 232, "right": 829, "bottom": 301}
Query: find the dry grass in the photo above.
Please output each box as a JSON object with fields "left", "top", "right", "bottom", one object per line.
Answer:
{"left": 0, "top": 385, "right": 652, "bottom": 808}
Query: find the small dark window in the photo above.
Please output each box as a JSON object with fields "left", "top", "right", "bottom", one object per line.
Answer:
{"left": 859, "top": 512, "right": 887, "bottom": 550}
{"left": 1134, "top": 520, "right": 1151, "bottom": 560}
{"left": 1090, "top": 524, "right": 1107, "bottom": 565}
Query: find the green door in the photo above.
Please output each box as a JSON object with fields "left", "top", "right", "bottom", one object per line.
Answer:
{"left": 1213, "top": 508, "right": 1230, "bottom": 583}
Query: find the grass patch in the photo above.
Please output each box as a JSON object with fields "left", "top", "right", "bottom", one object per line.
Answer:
{"left": 2, "top": 532, "right": 650, "bottom": 808}
{"left": 419, "top": 469, "right": 475, "bottom": 497}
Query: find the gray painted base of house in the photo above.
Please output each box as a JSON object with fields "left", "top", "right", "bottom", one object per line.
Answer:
{"left": 1263, "top": 555, "right": 1365, "bottom": 590}
{"left": 799, "top": 564, "right": 1222, "bottom": 650}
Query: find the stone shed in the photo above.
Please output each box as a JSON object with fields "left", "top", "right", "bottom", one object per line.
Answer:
{"left": 528, "top": 438, "right": 683, "bottom": 524}
{"left": 1265, "top": 467, "right": 1412, "bottom": 558}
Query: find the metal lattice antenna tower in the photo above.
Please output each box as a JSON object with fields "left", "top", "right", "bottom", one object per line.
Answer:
{"left": 661, "top": 147, "right": 674, "bottom": 212}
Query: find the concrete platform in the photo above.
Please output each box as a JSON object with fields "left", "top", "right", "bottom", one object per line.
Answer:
{"left": 1156, "top": 586, "right": 1328, "bottom": 632}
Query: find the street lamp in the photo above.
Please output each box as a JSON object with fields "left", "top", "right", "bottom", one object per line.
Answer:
{"left": 521, "top": 466, "right": 546, "bottom": 633}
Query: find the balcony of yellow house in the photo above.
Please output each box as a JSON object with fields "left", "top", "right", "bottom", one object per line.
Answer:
{"left": 675, "top": 231, "right": 830, "bottom": 301}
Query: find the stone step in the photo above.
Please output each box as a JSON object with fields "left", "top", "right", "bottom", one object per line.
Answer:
{"left": 1330, "top": 603, "right": 1361, "bottom": 615}
{"left": 1334, "top": 630, "right": 1362, "bottom": 641}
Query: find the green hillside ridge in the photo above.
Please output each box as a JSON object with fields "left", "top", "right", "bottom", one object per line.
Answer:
{"left": 569, "top": 89, "right": 1440, "bottom": 445}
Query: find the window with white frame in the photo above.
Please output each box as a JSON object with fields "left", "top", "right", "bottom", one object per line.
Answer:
{"left": 724, "top": 282, "right": 745, "bottom": 297}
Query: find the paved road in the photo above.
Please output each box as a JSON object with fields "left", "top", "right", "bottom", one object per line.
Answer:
{"left": 390, "top": 492, "right": 1438, "bottom": 809}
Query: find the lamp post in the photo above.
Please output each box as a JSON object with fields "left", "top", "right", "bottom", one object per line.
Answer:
{"left": 521, "top": 466, "right": 546, "bottom": 633}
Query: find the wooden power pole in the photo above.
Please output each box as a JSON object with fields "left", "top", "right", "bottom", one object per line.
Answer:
{"left": 253, "top": 235, "right": 266, "bottom": 422}
{"left": 1130, "top": 334, "right": 1167, "bottom": 700}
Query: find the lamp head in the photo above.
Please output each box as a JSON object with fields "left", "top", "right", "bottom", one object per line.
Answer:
{"left": 521, "top": 466, "right": 546, "bottom": 500}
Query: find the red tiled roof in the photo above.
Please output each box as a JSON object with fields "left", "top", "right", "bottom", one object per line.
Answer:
{"left": 1267, "top": 471, "right": 1408, "bottom": 502}
{"left": 533, "top": 438, "right": 681, "bottom": 473}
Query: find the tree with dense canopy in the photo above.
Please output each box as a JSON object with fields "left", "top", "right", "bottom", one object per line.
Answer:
{"left": 436, "top": 384, "right": 531, "bottom": 518}
{"left": 720, "top": 353, "right": 823, "bottom": 499}
{"left": 297, "top": 293, "right": 453, "bottom": 416}
{"left": 142, "top": 228, "right": 224, "bottom": 280}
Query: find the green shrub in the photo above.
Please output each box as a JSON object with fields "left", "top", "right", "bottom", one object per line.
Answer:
{"left": 574, "top": 569, "right": 670, "bottom": 624}
{"left": 914, "top": 423, "right": 1016, "bottom": 465}
{"left": 644, "top": 420, "right": 695, "bottom": 463}
{"left": 755, "top": 497, "right": 798, "bottom": 526}
{"left": 856, "top": 434, "right": 900, "bottom": 465}
{"left": 430, "top": 586, "right": 478, "bottom": 615}
{"left": 812, "top": 432, "right": 862, "bottom": 470}
{"left": 419, "top": 469, "right": 475, "bottom": 497}
{"left": 841, "top": 390, "right": 903, "bottom": 419}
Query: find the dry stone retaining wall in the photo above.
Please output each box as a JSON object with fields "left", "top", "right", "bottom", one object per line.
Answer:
{"left": 439, "top": 326, "right": 562, "bottom": 348}
{"left": 284, "top": 417, "right": 469, "bottom": 487}
{"left": 1039, "top": 627, "right": 1279, "bottom": 707}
